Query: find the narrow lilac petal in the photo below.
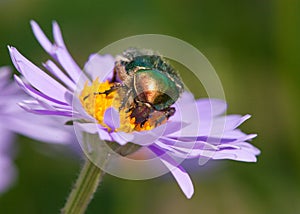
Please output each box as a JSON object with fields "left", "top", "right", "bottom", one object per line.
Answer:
{"left": 155, "top": 139, "right": 219, "bottom": 159}
{"left": 1, "top": 114, "right": 72, "bottom": 144}
{"left": 14, "top": 75, "right": 70, "bottom": 108}
{"left": 149, "top": 146, "right": 194, "bottom": 199}
{"left": 206, "top": 114, "right": 249, "bottom": 132}
{"left": 52, "top": 21, "right": 83, "bottom": 83}
{"left": 30, "top": 20, "right": 53, "bottom": 54}
{"left": 233, "top": 114, "right": 251, "bottom": 128}
{"left": 154, "top": 141, "right": 200, "bottom": 159}
{"left": 217, "top": 114, "right": 251, "bottom": 131}
{"left": 210, "top": 129, "right": 248, "bottom": 139}
{"left": 43, "top": 60, "right": 75, "bottom": 90}
{"left": 97, "top": 128, "right": 113, "bottom": 142}
{"left": 20, "top": 98, "right": 70, "bottom": 112}
{"left": 65, "top": 92, "right": 95, "bottom": 121}
{"left": 84, "top": 54, "right": 115, "bottom": 81}
{"left": 158, "top": 138, "right": 218, "bottom": 151}
{"left": 9, "top": 47, "right": 70, "bottom": 103}
{"left": 31, "top": 20, "right": 84, "bottom": 84}
{"left": 130, "top": 121, "right": 188, "bottom": 146}
{"left": 163, "top": 161, "right": 194, "bottom": 198}
{"left": 55, "top": 47, "right": 84, "bottom": 83}
{"left": 104, "top": 107, "right": 120, "bottom": 131}
{"left": 217, "top": 144, "right": 241, "bottom": 150}
{"left": 18, "top": 102, "right": 74, "bottom": 117}
{"left": 172, "top": 114, "right": 252, "bottom": 139}
{"left": 228, "top": 134, "right": 257, "bottom": 143}
{"left": 172, "top": 136, "right": 236, "bottom": 145}
{"left": 230, "top": 142, "right": 261, "bottom": 156}
{"left": 213, "top": 149, "right": 257, "bottom": 162}
{"left": 212, "top": 141, "right": 260, "bottom": 162}
{"left": 128, "top": 123, "right": 176, "bottom": 146}
{"left": 52, "top": 21, "right": 66, "bottom": 48}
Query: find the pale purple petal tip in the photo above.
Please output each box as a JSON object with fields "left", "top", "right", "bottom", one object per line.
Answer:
{"left": 164, "top": 161, "right": 194, "bottom": 199}
{"left": 8, "top": 46, "right": 69, "bottom": 104}
{"left": 52, "top": 21, "right": 65, "bottom": 48}
{"left": 30, "top": 20, "right": 53, "bottom": 54}
{"left": 150, "top": 146, "right": 194, "bottom": 199}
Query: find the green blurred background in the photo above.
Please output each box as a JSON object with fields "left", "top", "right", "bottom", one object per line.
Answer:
{"left": 0, "top": 0, "right": 300, "bottom": 213}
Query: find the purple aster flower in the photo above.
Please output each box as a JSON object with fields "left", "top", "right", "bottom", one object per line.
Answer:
{"left": 0, "top": 66, "right": 73, "bottom": 194}
{"left": 9, "top": 21, "right": 260, "bottom": 199}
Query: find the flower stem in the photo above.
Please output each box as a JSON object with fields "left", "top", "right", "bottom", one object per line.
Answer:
{"left": 61, "top": 159, "right": 104, "bottom": 214}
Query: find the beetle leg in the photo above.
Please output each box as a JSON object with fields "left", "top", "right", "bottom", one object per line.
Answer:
{"left": 110, "top": 67, "right": 118, "bottom": 83}
{"left": 130, "top": 101, "right": 152, "bottom": 127}
{"left": 119, "top": 87, "right": 134, "bottom": 110}
{"left": 93, "top": 82, "right": 122, "bottom": 96}
{"left": 148, "top": 107, "right": 175, "bottom": 127}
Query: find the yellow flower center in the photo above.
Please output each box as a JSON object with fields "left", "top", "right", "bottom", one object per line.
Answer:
{"left": 79, "top": 79, "right": 157, "bottom": 132}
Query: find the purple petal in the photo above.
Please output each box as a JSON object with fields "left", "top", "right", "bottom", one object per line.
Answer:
{"left": 212, "top": 141, "right": 260, "bottom": 162}
{"left": 127, "top": 122, "right": 184, "bottom": 147}
{"left": 229, "top": 141, "right": 261, "bottom": 156}
{"left": 64, "top": 92, "right": 94, "bottom": 121}
{"left": 1, "top": 114, "right": 72, "bottom": 144}
{"left": 196, "top": 98, "right": 227, "bottom": 118}
{"left": 43, "top": 60, "right": 75, "bottom": 90}
{"left": 158, "top": 138, "right": 218, "bottom": 151}
{"left": 30, "top": 20, "right": 53, "bottom": 55}
{"left": 149, "top": 146, "right": 194, "bottom": 199}
{"left": 84, "top": 54, "right": 115, "bottom": 81}
{"left": 52, "top": 21, "right": 66, "bottom": 48}
{"left": 154, "top": 140, "right": 216, "bottom": 159}
{"left": 52, "top": 22, "right": 83, "bottom": 83}
{"left": 18, "top": 102, "right": 75, "bottom": 117}
{"left": 97, "top": 128, "right": 113, "bottom": 142}
{"left": 104, "top": 107, "right": 120, "bottom": 131}
{"left": 213, "top": 149, "right": 257, "bottom": 162}
{"left": 30, "top": 20, "right": 84, "bottom": 84}
{"left": 14, "top": 75, "right": 70, "bottom": 108}
{"left": 9, "top": 47, "right": 70, "bottom": 104}
{"left": 171, "top": 92, "right": 199, "bottom": 124}
{"left": 224, "top": 114, "right": 251, "bottom": 130}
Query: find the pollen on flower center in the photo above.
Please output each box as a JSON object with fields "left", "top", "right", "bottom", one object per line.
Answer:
{"left": 79, "top": 78, "right": 158, "bottom": 133}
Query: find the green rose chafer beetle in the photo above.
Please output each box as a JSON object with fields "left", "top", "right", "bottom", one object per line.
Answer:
{"left": 98, "top": 48, "right": 184, "bottom": 127}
